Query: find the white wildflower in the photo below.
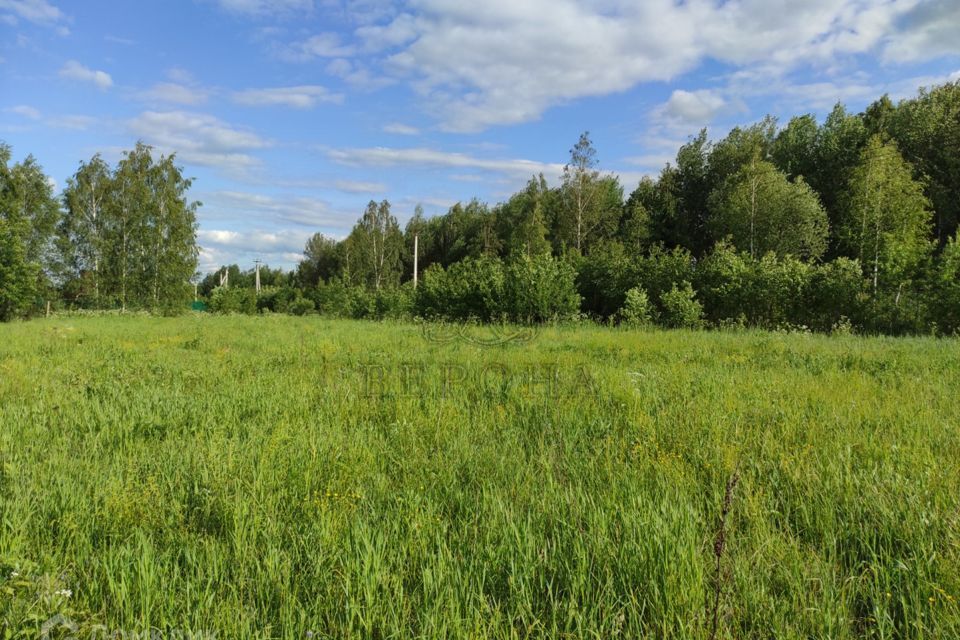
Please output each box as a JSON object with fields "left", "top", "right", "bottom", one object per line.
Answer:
{"left": 55, "top": 588, "right": 73, "bottom": 598}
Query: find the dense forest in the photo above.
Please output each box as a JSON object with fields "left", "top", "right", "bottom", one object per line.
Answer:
{"left": 3, "top": 81, "right": 960, "bottom": 334}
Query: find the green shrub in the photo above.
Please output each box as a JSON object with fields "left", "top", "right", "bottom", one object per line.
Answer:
{"left": 576, "top": 242, "right": 634, "bottom": 319}
{"left": 803, "top": 257, "right": 866, "bottom": 332}
{"left": 694, "top": 242, "right": 752, "bottom": 325}
{"left": 256, "top": 286, "right": 297, "bottom": 314}
{"left": 634, "top": 245, "right": 696, "bottom": 302}
{"left": 373, "top": 283, "right": 414, "bottom": 320}
{"left": 658, "top": 281, "right": 704, "bottom": 329}
{"left": 748, "top": 253, "right": 812, "bottom": 329}
{"left": 288, "top": 295, "right": 315, "bottom": 316}
{"left": 416, "top": 257, "right": 506, "bottom": 321}
{"left": 502, "top": 253, "right": 581, "bottom": 323}
{"left": 617, "top": 287, "right": 653, "bottom": 326}
{"left": 207, "top": 286, "right": 256, "bottom": 314}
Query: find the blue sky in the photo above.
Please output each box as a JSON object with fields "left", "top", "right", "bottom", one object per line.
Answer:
{"left": 1, "top": 0, "right": 958, "bottom": 273}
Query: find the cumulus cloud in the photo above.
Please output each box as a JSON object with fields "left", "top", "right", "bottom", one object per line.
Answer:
{"left": 883, "top": 0, "right": 960, "bottom": 62}
{"left": 59, "top": 61, "right": 113, "bottom": 90}
{"left": 232, "top": 85, "right": 343, "bottom": 108}
{"left": 657, "top": 89, "right": 729, "bottom": 126}
{"left": 128, "top": 110, "right": 270, "bottom": 175}
{"left": 252, "top": 0, "right": 951, "bottom": 132}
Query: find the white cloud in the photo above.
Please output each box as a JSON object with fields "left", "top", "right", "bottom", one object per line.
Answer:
{"left": 327, "top": 146, "right": 566, "bottom": 180}
{"left": 0, "top": 0, "right": 65, "bottom": 27}
{"left": 883, "top": 0, "right": 960, "bottom": 62}
{"left": 202, "top": 190, "right": 347, "bottom": 228}
{"left": 327, "top": 144, "right": 649, "bottom": 188}
{"left": 355, "top": 13, "right": 419, "bottom": 52}
{"left": 332, "top": 179, "right": 387, "bottom": 194}
{"left": 232, "top": 85, "right": 343, "bottom": 108}
{"left": 59, "top": 61, "right": 113, "bottom": 90}
{"left": 261, "top": 0, "right": 942, "bottom": 132}
{"left": 5, "top": 104, "right": 41, "bottom": 119}
{"left": 282, "top": 32, "right": 355, "bottom": 60}
{"left": 196, "top": 226, "right": 314, "bottom": 271}
{"left": 383, "top": 122, "right": 420, "bottom": 135}
{"left": 127, "top": 111, "right": 270, "bottom": 175}
{"left": 323, "top": 57, "right": 394, "bottom": 90}
{"left": 657, "top": 89, "right": 728, "bottom": 126}
{"left": 139, "top": 82, "right": 210, "bottom": 106}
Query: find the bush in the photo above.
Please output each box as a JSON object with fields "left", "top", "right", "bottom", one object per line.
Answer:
{"left": 659, "top": 281, "right": 704, "bottom": 329}
{"left": 576, "top": 242, "right": 634, "bottom": 319}
{"left": 373, "top": 283, "right": 415, "bottom": 320}
{"left": 694, "top": 242, "right": 752, "bottom": 325}
{"left": 313, "top": 278, "right": 369, "bottom": 318}
{"left": 748, "top": 253, "right": 812, "bottom": 329}
{"left": 208, "top": 286, "right": 256, "bottom": 314}
{"left": 617, "top": 287, "right": 653, "bottom": 326}
{"left": 502, "top": 253, "right": 581, "bottom": 323}
{"left": 633, "top": 245, "right": 696, "bottom": 302}
{"left": 288, "top": 295, "right": 315, "bottom": 316}
{"left": 803, "top": 257, "right": 866, "bottom": 332}
{"left": 417, "top": 257, "right": 506, "bottom": 321}
{"left": 256, "top": 286, "right": 297, "bottom": 314}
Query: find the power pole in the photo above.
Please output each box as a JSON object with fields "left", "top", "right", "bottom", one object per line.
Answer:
{"left": 254, "top": 259, "right": 262, "bottom": 294}
{"left": 413, "top": 233, "right": 419, "bottom": 289}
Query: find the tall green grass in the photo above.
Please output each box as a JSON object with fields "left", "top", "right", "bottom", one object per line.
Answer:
{"left": 1, "top": 316, "right": 958, "bottom": 638}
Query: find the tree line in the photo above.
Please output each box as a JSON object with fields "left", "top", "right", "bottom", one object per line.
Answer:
{"left": 260, "top": 81, "right": 957, "bottom": 335}
{"left": 3, "top": 81, "right": 959, "bottom": 334}
{"left": 0, "top": 142, "right": 199, "bottom": 319}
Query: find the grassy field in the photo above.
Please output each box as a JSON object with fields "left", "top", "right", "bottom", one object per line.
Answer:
{"left": 1, "top": 316, "right": 959, "bottom": 638}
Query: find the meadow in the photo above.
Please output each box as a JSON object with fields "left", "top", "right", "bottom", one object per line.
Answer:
{"left": 1, "top": 315, "right": 959, "bottom": 638}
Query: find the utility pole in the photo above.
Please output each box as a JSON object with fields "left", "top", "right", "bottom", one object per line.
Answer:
{"left": 254, "top": 259, "right": 262, "bottom": 294}
{"left": 413, "top": 233, "right": 419, "bottom": 289}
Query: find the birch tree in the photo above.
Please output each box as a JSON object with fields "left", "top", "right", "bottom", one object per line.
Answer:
{"left": 559, "top": 132, "right": 619, "bottom": 254}
{"left": 60, "top": 155, "right": 111, "bottom": 305}
{"left": 349, "top": 199, "right": 402, "bottom": 290}
{"left": 839, "top": 136, "right": 932, "bottom": 293}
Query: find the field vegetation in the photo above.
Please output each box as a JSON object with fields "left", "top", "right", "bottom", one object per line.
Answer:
{"left": 2, "top": 316, "right": 958, "bottom": 638}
